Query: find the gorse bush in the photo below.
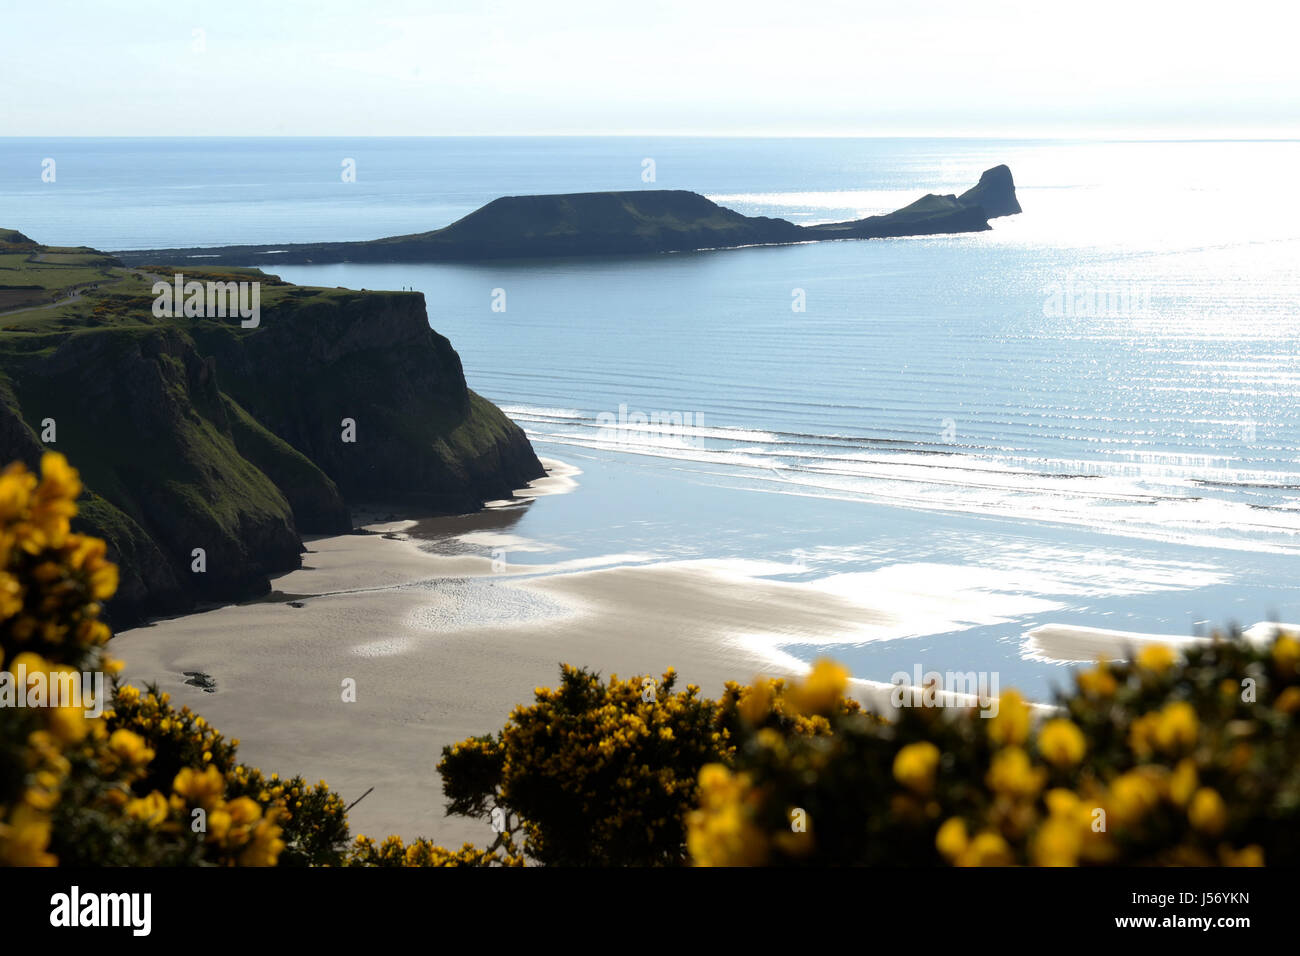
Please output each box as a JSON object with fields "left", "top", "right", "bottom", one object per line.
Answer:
{"left": 440, "top": 665, "right": 728, "bottom": 866}
{"left": 346, "top": 834, "right": 519, "bottom": 867}
{"left": 105, "top": 684, "right": 351, "bottom": 866}
{"left": 685, "top": 641, "right": 1300, "bottom": 866}
{"left": 436, "top": 663, "right": 866, "bottom": 866}
{"left": 0, "top": 452, "right": 133, "bottom": 866}
{"left": 0, "top": 454, "right": 294, "bottom": 865}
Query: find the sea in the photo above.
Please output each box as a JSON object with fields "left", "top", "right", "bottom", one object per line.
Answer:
{"left": 4, "top": 136, "right": 1299, "bottom": 697}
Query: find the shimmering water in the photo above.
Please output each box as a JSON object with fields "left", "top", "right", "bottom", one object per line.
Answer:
{"left": 5, "top": 137, "right": 1299, "bottom": 693}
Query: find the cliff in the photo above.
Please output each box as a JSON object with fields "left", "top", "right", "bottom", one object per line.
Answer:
{"left": 957, "top": 164, "right": 1022, "bottom": 219}
{"left": 0, "top": 234, "right": 544, "bottom": 625}
{"left": 111, "top": 166, "right": 1022, "bottom": 266}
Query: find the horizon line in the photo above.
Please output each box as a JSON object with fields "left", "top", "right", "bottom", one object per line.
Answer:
{"left": 3, "top": 132, "right": 1300, "bottom": 142}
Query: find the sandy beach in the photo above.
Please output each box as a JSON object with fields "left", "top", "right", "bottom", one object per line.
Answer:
{"left": 114, "top": 458, "right": 1277, "bottom": 846}
{"left": 115, "top": 530, "right": 808, "bottom": 844}
{"left": 113, "top": 460, "right": 812, "bottom": 844}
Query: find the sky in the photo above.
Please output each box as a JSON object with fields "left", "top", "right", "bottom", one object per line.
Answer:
{"left": 2, "top": 0, "right": 1296, "bottom": 137}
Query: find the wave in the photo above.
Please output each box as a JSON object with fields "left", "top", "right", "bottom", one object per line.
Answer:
{"left": 500, "top": 403, "right": 1300, "bottom": 554}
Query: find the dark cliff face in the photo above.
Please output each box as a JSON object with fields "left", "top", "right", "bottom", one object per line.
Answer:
{"left": 957, "top": 164, "right": 1022, "bottom": 219}
{"left": 110, "top": 166, "right": 1022, "bottom": 266}
{"left": 3, "top": 325, "right": 307, "bottom": 622}
{"left": 0, "top": 245, "right": 544, "bottom": 626}
{"left": 190, "top": 289, "right": 544, "bottom": 512}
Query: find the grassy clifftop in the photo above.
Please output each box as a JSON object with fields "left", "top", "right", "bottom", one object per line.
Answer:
{"left": 0, "top": 231, "right": 544, "bottom": 624}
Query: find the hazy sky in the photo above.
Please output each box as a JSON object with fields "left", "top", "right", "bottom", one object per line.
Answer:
{"left": 3, "top": 0, "right": 1296, "bottom": 137}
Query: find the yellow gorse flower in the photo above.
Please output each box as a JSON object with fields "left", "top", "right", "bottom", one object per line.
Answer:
{"left": 893, "top": 741, "right": 941, "bottom": 795}
{"left": 686, "top": 764, "right": 766, "bottom": 867}
{"left": 986, "top": 746, "right": 1046, "bottom": 799}
{"left": 1136, "top": 643, "right": 1177, "bottom": 674}
{"left": 172, "top": 765, "right": 225, "bottom": 808}
{"left": 1219, "top": 844, "right": 1264, "bottom": 867}
{"left": 124, "top": 791, "right": 170, "bottom": 827}
{"left": 1153, "top": 701, "right": 1199, "bottom": 753}
{"left": 1032, "top": 816, "right": 1082, "bottom": 867}
{"left": 1107, "top": 770, "right": 1161, "bottom": 827}
{"left": 1077, "top": 660, "right": 1118, "bottom": 697}
{"left": 1037, "top": 719, "right": 1087, "bottom": 768}
{"left": 784, "top": 659, "right": 849, "bottom": 716}
{"left": 107, "top": 729, "right": 154, "bottom": 770}
{"left": 0, "top": 804, "right": 56, "bottom": 867}
{"left": 955, "top": 830, "right": 1014, "bottom": 867}
{"left": 935, "top": 817, "right": 968, "bottom": 861}
{"left": 1188, "top": 788, "right": 1228, "bottom": 835}
{"left": 987, "top": 689, "right": 1031, "bottom": 746}
{"left": 1274, "top": 635, "right": 1300, "bottom": 676}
